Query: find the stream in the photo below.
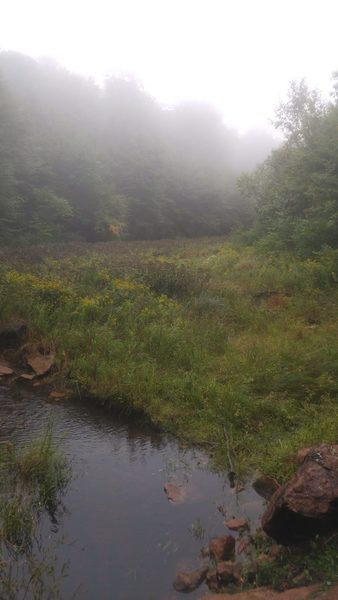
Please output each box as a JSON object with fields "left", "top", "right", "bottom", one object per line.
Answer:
{"left": 0, "top": 384, "right": 264, "bottom": 600}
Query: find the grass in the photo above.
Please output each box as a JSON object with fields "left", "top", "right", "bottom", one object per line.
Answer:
{"left": 253, "top": 531, "right": 338, "bottom": 591}
{"left": 0, "top": 430, "right": 69, "bottom": 598}
{"left": 0, "top": 237, "right": 337, "bottom": 481}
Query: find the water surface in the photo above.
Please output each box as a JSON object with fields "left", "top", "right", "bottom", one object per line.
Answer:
{"left": 0, "top": 384, "right": 264, "bottom": 599}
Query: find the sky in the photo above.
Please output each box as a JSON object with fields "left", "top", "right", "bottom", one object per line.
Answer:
{"left": 1, "top": 0, "right": 337, "bottom": 132}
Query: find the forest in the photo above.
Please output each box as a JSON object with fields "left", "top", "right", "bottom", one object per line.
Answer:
{"left": 0, "top": 51, "right": 277, "bottom": 244}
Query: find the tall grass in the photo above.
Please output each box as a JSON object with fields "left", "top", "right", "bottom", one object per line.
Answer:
{"left": 1, "top": 238, "right": 338, "bottom": 478}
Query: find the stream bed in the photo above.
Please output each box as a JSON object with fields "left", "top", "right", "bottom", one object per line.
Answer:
{"left": 0, "top": 384, "right": 265, "bottom": 600}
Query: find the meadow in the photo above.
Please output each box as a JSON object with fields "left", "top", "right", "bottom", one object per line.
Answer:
{"left": 1, "top": 236, "right": 338, "bottom": 480}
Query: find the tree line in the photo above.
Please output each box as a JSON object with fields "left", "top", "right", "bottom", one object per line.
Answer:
{"left": 1, "top": 51, "right": 336, "bottom": 255}
{"left": 0, "top": 51, "right": 274, "bottom": 244}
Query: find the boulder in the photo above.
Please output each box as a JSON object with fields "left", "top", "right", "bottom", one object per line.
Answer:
{"left": 262, "top": 444, "right": 338, "bottom": 544}
{"left": 253, "top": 475, "right": 280, "bottom": 500}
{"left": 208, "top": 535, "right": 235, "bottom": 561}
{"left": 173, "top": 565, "right": 208, "bottom": 592}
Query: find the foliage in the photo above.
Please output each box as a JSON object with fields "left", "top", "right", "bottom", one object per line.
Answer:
{"left": 1, "top": 238, "right": 337, "bottom": 480}
{"left": 239, "top": 79, "right": 338, "bottom": 255}
{"left": 254, "top": 531, "right": 338, "bottom": 591}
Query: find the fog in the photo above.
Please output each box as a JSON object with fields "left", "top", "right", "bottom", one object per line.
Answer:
{"left": 1, "top": 0, "right": 337, "bottom": 132}
{"left": 0, "top": 1, "right": 337, "bottom": 244}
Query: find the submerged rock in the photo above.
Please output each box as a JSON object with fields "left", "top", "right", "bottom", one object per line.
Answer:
{"left": 262, "top": 444, "right": 338, "bottom": 544}
{"left": 173, "top": 565, "right": 208, "bottom": 592}
{"left": 164, "top": 482, "right": 186, "bottom": 503}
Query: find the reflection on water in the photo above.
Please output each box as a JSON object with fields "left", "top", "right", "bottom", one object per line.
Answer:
{"left": 0, "top": 384, "right": 264, "bottom": 600}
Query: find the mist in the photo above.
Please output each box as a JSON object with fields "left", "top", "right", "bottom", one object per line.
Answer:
{"left": 0, "top": 51, "right": 279, "bottom": 243}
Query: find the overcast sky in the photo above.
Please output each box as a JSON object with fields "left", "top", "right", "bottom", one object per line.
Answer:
{"left": 1, "top": 0, "right": 337, "bottom": 132}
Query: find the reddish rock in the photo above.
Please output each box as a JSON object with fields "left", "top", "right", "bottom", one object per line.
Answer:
{"left": 225, "top": 517, "right": 248, "bottom": 531}
{"left": 19, "top": 372, "right": 35, "bottom": 380}
{"left": 26, "top": 351, "right": 54, "bottom": 376}
{"left": 208, "top": 535, "right": 235, "bottom": 561}
{"left": 206, "top": 561, "right": 242, "bottom": 591}
{"left": 206, "top": 568, "right": 219, "bottom": 592}
{"left": 173, "top": 565, "right": 208, "bottom": 592}
{"left": 253, "top": 475, "right": 280, "bottom": 500}
{"left": 0, "top": 365, "right": 14, "bottom": 376}
{"left": 262, "top": 444, "right": 338, "bottom": 544}
{"left": 164, "top": 482, "right": 186, "bottom": 503}
{"left": 49, "top": 390, "right": 67, "bottom": 399}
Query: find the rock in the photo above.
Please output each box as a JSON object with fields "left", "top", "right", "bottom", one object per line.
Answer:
{"left": 26, "top": 351, "right": 55, "bottom": 376}
{"left": 206, "top": 561, "right": 242, "bottom": 591}
{"left": 201, "top": 583, "right": 320, "bottom": 599}
{"left": 262, "top": 444, "right": 338, "bottom": 544}
{"left": 208, "top": 535, "right": 235, "bottom": 561}
{"left": 0, "top": 365, "right": 14, "bottom": 376}
{"left": 164, "top": 482, "right": 186, "bottom": 503}
{"left": 206, "top": 569, "right": 219, "bottom": 592}
{"left": 19, "top": 372, "right": 35, "bottom": 380}
{"left": 0, "top": 322, "right": 27, "bottom": 351}
{"left": 49, "top": 390, "right": 67, "bottom": 399}
{"left": 253, "top": 475, "right": 280, "bottom": 500}
{"left": 173, "top": 565, "right": 208, "bottom": 592}
{"left": 225, "top": 517, "right": 248, "bottom": 531}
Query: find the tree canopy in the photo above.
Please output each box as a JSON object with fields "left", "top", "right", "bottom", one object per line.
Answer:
{"left": 239, "top": 78, "right": 338, "bottom": 255}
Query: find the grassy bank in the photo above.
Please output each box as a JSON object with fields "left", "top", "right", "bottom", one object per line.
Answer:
{"left": 1, "top": 237, "right": 338, "bottom": 479}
